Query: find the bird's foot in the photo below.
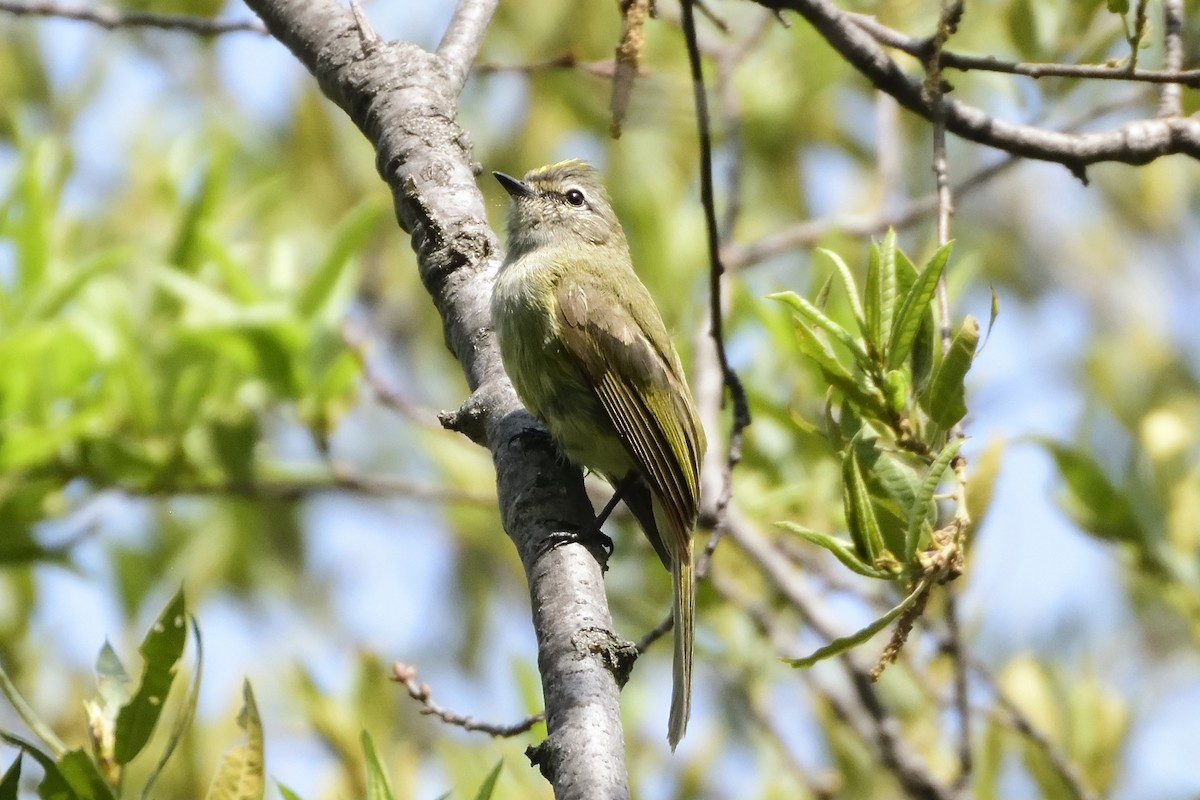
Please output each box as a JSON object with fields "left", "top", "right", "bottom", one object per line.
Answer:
{"left": 540, "top": 520, "right": 614, "bottom": 570}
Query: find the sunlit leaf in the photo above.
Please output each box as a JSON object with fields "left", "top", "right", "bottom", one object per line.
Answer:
{"left": 1038, "top": 441, "right": 1146, "bottom": 546}
{"left": 843, "top": 440, "right": 885, "bottom": 563}
{"left": 768, "top": 290, "right": 872, "bottom": 367}
{"left": 114, "top": 588, "right": 188, "bottom": 765}
{"left": 792, "top": 324, "right": 888, "bottom": 419}
{"left": 864, "top": 237, "right": 894, "bottom": 355}
{"left": 905, "top": 438, "right": 964, "bottom": 560}
{"left": 204, "top": 681, "right": 264, "bottom": 800}
{"left": 472, "top": 760, "right": 503, "bottom": 800}
{"left": 777, "top": 522, "right": 891, "bottom": 578}
{"left": 785, "top": 577, "right": 933, "bottom": 668}
{"left": 922, "top": 315, "right": 979, "bottom": 429}
{"left": 141, "top": 617, "right": 203, "bottom": 800}
{"left": 888, "top": 241, "right": 953, "bottom": 371}
{"left": 816, "top": 248, "right": 866, "bottom": 336}
{"left": 296, "top": 200, "right": 380, "bottom": 318}
{"left": 57, "top": 750, "right": 116, "bottom": 800}
{"left": 361, "top": 730, "right": 395, "bottom": 800}
{"left": 0, "top": 754, "right": 21, "bottom": 800}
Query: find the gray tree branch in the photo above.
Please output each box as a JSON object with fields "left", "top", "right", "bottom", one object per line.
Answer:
{"left": 239, "top": 0, "right": 631, "bottom": 796}
{"left": 754, "top": 0, "right": 1200, "bottom": 179}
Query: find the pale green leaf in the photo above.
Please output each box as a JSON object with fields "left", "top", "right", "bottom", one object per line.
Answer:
{"left": 785, "top": 577, "right": 933, "bottom": 668}
{"left": 777, "top": 522, "right": 890, "bottom": 578}
{"left": 204, "top": 681, "right": 264, "bottom": 800}
{"left": 887, "top": 241, "right": 953, "bottom": 371}
{"left": 816, "top": 248, "right": 866, "bottom": 335}
{"left": 472, "top": 760, "right": 504, "bottom": 800}
{"left": 361, "top": 730, "right": 395, "bottom": 800}
{"left": 922, "top": 315, "right": 979, "bottom": 429}
{"left": 905, "top": 439, "right": 964, "bottom": 559}
{"left": 115, "top": 587, "right": 188, "bottom": 765}
{"left": 768, "top": 291, "right": 872, "bottom": 367}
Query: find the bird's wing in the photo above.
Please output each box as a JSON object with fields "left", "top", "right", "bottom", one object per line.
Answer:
{"left": 555, "top": 266, "right": 704, "bottom": 543}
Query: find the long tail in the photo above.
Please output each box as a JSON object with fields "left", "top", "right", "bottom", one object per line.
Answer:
{"left": 667, "top": 550, "right": 695, "bottom": 750}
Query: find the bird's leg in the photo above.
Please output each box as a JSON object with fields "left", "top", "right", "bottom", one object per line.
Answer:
{"left": 538, "top": 474, "right": 637, "bottom": 568}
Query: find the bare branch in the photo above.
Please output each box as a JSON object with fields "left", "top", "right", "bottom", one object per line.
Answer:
{"left": 437, "top": 0, "right": 500, "bottom": 96}
{"left": 0, "top": 0, "right": 265, "bottom": 34}
{"left": 1158, "top": 0, "right": 1185, "bottom": 117}
{"left": 243, "top": 1, "right": 631, "bottom": 794}
{"left": 754, "top": 0, "right": 1200, "bottom": 178}
{"left": 968, "top": 657, "right": 1099, "bottom": 800}
{"left": 725, "top": 510, "right": 955, "bottom": 800}
{"left": 848, "top": 11, "right": 1200, "bottom": 88}
{"left": 392, "top": 662, "right": 544, "bottom": 737}
{"left": 680, "top": 0, "right": 751, "bottom": 550}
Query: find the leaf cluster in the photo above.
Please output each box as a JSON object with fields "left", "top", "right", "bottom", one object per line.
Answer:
{"left": 768, "top": 232, "right": 980, "bottom": 665}
{"left": 0, "top": 140, "right": 373, "bottom": 568}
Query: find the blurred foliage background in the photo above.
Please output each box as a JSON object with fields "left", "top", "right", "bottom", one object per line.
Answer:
{"left": 1, "top": 0, "right": 1199, "bottom": 798}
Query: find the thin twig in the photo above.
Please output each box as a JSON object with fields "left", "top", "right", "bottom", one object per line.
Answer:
{"left": 754, "top": 0, "right": 1200, "bottom": 180}
{"left": 968, "top": 657, "right": 1098, "bottom": 800}
{"left": 341, "top": 320, "right": 442, "bottom": 426}
{"left": 848, "top": 11, "right": 1200, "bottom": 88}
{"left": 474, "top": 53, "right": 617, "bottom": 78}
{"left": 680, "top": 0, "right": 751, "bottom": 552}
{"left": 391, "top": 662, "right": 544, "bottom": 737}
{"left": 0, "top": 0, "right": 266, "bottom": 34}
{"left": 924, "top": 8, "right": 970, "bottom": 791}
{"left": 634, "top": 611, "right": 673, "bottom": 653}
{"left": 1158, "top": 0, "right": 1184, "bottom": 118}
{"left": 725, "top": 510, "right": 954, "bottom": 800}
{"left": 436, "top": 0, "right": 500, "bottom": 95}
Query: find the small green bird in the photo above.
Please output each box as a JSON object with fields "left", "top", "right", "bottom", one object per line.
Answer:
{"left": 491, "top": 160, "right": 706, "bottom": 749}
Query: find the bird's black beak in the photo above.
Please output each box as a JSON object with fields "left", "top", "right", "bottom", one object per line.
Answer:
{"left": 494, "top": 171, "right": 534, "bottom": 199}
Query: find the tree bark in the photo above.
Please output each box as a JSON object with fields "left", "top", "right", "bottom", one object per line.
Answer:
{"left": 240, "top": 1, "right": 632, "bottom": 795}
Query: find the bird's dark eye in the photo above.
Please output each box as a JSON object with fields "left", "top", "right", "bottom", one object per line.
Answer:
{"left": 564, "top": 188, "right": 586, "bottom": 206}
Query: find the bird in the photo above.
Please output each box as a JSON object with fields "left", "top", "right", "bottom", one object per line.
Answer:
{"left": 490, "top": 159, "right": 706, "bottom": 749}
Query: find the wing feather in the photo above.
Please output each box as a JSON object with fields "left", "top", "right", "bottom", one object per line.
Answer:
{"left": 555, "top": 268, "right": 704, "bottom": 543}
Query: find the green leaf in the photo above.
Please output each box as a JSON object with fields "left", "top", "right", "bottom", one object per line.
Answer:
{"left": 922, "top": 315, "right": 979, "bottom": 429}
{"left": 792, "top": 324, "right": 889, "bottom": 419}
{"left": 296, "top": 200, "right": 380, "bottom": 318}
{"left": 472, "top": 760, "right": 504, "bottom": 800}
{"left": 150, "top": 266, "right": 245, "bottom": 320}
{"left": 170, "top": 148, "right": 228, "bottom": 272}
{"left": 887, "top": 241, "right": 953, "bottom": 371}
{"left": 905, "top": 438, "right": 964, "bottom": 560}
{"left": 0, "top": 661, "right": 67, "bottom": 758}
{"left": 276, "top": 786, "right": 303, "bottom": 800}
{"left": 0, "top": 733, "right": 76, "bottom": 800}
{"left": 141, "top": 617, "right": 203, "bottom": 800}
{"left": 987, "top": 286, "right": 1000, "bottom": 346}
{"left": 361, "top": 730, "right": 395, "bottom": 800}
{"left": 1038, "top": 441, "right": 1145, "bottom": 545}
{"left": 777, "top": 522, "right": 891, "bottom": 578}
{"left": 57, "top": 751, "right": 116, "bottom": 800}
{"left": 816, "top": 248, "right": 866, "bottom": 336}
{"left": 785, "top": 576, "right": 933, "bottom": 668}
{"left": 843, "top": 441, "right": 885, "bottom": 563}
{"left": 95, "top": 642, "right": 133, "bottom": 708}
{"left": 768, "top": 291, "right": 872, "bottom": 367}
{"left": 23, "top": 248, "right": 128, "bottom": 323}
{"left": 0, "top": 755, "right": 21, "bottom": 800}
{"left": 114, "top": 588, "right": 188, "bottom": 765}
{"left": 854, "top": 439, "right": 915, "bottom": 558}
{"left": 864, "top": 236, "right": 897, "bottom": 356}
{"left": 1107, "top": 0, "right": 1128, "bottom": 13}
{"left": 204, "top": 681, "right": 264, "bottom": 800}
